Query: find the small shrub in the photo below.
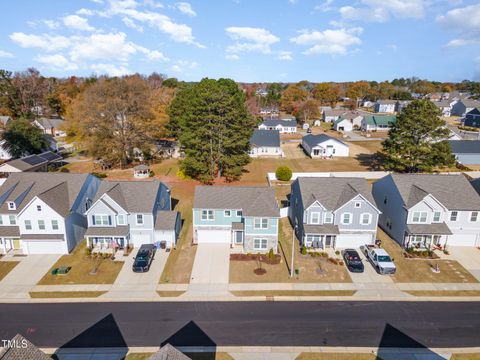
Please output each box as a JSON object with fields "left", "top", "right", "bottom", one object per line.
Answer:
{"left": 176, "top": 169, "right": 192, "bottom": 180}
{"left": 301, "top": 246, "right": 307, "bottom": 255}
{"left": 335, "top": 250, "right": 340, "bottom": 256}
{"left": 443, "top": 249, "right": 450, "bottom": 255}
{"left": 59, "top": 167, "right": 70, "bottom": 173}
{"left": 275, "top": 166, "right": 292, "bottom": 181}
{"left": 149, "top": 170, "right": 155, "bottom": 177}
{"left": 91, "top": 172, "right": 107, "bottom": 179}
{"left": 268, "top": 248, "right": 275, "bottom": 260}
{"left": 85, "top": 247, "right": 92, "bottom": 257}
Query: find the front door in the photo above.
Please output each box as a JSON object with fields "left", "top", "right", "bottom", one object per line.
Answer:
{"left": 234, "top": 231, "right": 243, "bottom": 244}
{"left": 325, "top": 145, "right": 334, "bottom": 157}
{"left": 12, "top": 239, "right": 21, "bottom": 249}
{"left": 325, "top": 235, "right": 333, "bottom": 248}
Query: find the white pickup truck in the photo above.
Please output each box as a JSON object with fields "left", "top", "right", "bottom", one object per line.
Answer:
{"left": 361, "top": 245, "right": 396, "bottom": 275}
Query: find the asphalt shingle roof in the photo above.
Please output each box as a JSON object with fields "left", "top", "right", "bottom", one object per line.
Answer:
{"left": 148, "top": 344, "right": 191, "bottom": 360}
{"left": 0, "top": 334, "right": 50, "bottom": 360}
{"left": 302, "top": 134, "right": 346, "bottom": 149}
{"left": 260, "top": 119, "right": 297, "bottom": 127}
{"left": 296, "top": 177, "right": 376, "bottom": 211}
{"left": 250, "top": 129, "right": 280, "bottom": 147}
{"left": 36, "top": 118, "right": 64, "bottom": 129}
{"left": 390, "top": 174, "right": 480, "bottom": 210}
{"left": 155, "top": 210, "right": 179, "bottom": 230}
{"left": 193, "top": 186, "right": 279, "bottom": 217}
{"left": 449, "top": 140, "right": 480, "bottom": 154}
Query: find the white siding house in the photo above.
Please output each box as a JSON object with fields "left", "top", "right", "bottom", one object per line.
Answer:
{"left": 302, "top": 134, "right": 349, "bottom": 158}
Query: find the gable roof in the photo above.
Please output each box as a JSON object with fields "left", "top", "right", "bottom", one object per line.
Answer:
{"left": 466, "top": 107, "right": 480, "bottom": 116}
{"left": 250, "top": 129, "right": 280, "bottom": 148}
{"left": 261, "top": 119, "right": 297, "bottom": 127}
{"left": 302, "top": 134, "right": 347, "bottom": 149}
{"left": 448, "top": 140, "right": 480, "bottom": 154}
{"left": 363, "top": 115, "right": 397, "bottom": 126}
{"left": 93, "top": 180, "right": 165, "bottom": 213}
{"left": 461, "top": 99, "right": 480, "bottom": 108}
{"left": 35, "top": 117, "right": 64, "bottom": 129}
{"left": 434, "top": 100, "right": 452, "bottom": 108}
{"left": 148, "top": 344, "right": 191, "bottom": 360}
{"left": 194, "top": 186, "right": 279, "bottom": 217}
{"left": 155, "top": 210, "right": 179, "bottom": 231}
{"left": 390, "top": 174, "right": 480, "bottom": 210}
{"left": 0, "top": 334, "right": 50, "bottom": 360}
{"left": 0, "top": 172, "right": 91, "bottom": 215}
{"left": 0, "top": 151, "right": 62, "bottom": 172}
{"left": 295, "top": 177, "right": 377, "bottom": 211}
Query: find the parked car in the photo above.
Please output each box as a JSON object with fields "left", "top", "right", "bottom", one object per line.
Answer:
{"left": 132, "top": 244, "right": 156, "bottom": 273}
{"left": 342, "top": 249, "right": 364, "bottom": 273}
{"left": 361, "top": 245, "right": 396, "bottom": 275}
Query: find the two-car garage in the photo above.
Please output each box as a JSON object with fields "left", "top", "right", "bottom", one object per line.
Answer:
{"left": 336, "top": 233, "right": 375, "bottom": 249}
{"left": 21, "top": 234, "right": 67, "bottom": 254}
{"left": 195, "top": 229, "right": 231, "bottom": 244}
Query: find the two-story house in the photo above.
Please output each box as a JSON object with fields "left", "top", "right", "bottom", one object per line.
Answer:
{"left": 258, "top": 119, "right": 297, "bottom": 134}
{"left": 372, "top": 174, "right": 480, "bottom": 248}
{"left": 0, "top": 172, "right": 100, "bottom": 255}
{"left": 464, "top": 107, "right": 480, "bottom": 128}
{"left": 192, "top": 186, "right": 280, "bottom": 253}
{"left": 289, "top": 177, "right": 380, "bottom": 249}
{"left": 84, "top": 180, "right": 180, "bottom": 249}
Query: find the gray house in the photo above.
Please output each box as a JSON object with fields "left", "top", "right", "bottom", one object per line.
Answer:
{"left": 372, "top": 174, "right": 480, "bottom": 248}
{"left": 85, "top": 180, "right": 181, "bottom": 249}
{"left": 452, "top": 100, "right": 480, "bottom": 117}
{"left": 449, "top": 140, "right": 480, "bottom": 165}
{"left": 249, "top": 129, "right": 283, "bottom": 157}
{"left": 289, "top": 177, "right": 380, "bottom": 249}
{"left": 464, "top": 107, "right": 480, "bottom": 128}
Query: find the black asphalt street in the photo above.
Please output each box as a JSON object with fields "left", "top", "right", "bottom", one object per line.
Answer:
{"left": 0, "top": 301, "right": 479, "bottom": 349}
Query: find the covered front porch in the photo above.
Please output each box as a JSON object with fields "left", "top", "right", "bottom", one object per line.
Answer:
{"left": 85, "top": 226, "right": 130, "bottom": 251}
{"left": 404, "top": 223, "right": 453, "bottom": 250}
{"left": 302, "top": 224, "right": 339, "bottom": 250}
{"left": 0, "top": 226, "right": 21, "bottom": 255}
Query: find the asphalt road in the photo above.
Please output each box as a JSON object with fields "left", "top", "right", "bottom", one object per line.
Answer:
{"left": 0, "top": 301, "right": 479, "bottom": 349}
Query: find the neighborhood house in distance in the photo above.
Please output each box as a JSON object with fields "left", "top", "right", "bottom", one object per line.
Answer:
{"left": 192, "top": 186, "right": 280, "bottom": 252}
{"left": 249, "top": 129, "right": 283, "bottom": 158}
{"left": 301, "top": 134, "right": 350, "bottom": 158}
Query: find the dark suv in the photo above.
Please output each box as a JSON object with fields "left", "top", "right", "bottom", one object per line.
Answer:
{"left": 342, "top": 249, "right": 364, "bottom": 273}
{"left": 132, "top": 244, "right": 156, "bottom": 273}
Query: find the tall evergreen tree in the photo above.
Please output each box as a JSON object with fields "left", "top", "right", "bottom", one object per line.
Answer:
{"left": 2, "top": 118, "right": 48, "bottom": 158}
{"left": 382, "top": 100, "right": 455, "bottom": 173}
{"left": 168, "top": 78, "right": 255, "bottom": 182}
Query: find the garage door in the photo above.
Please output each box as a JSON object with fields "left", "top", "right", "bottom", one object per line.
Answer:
{"left": 131, "top": 233, "right": 152, "bottom": 248}
{"left": 196, "top": 229, "right": 231, "bottom": 244}
{"left": 447, "top": 234, "right": 477, "bottom": 246}
{"left": 24, "top": 240, "right": 65, "bottom": 254}
{"left": 336, "top": 233, "right": 374, "bottom": 249}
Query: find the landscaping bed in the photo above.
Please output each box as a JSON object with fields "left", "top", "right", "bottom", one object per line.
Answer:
{"left": 402, "top": 248, "right": 440, "bottom": 259}
{"left": 405, "top": 290, "right": 480, "bottom": 297}
{"left": 156, "top": 291, "right": 186, "bottom": 297}
{"left": 230, "top": 253, "right": 281, "bottom": 265}
{"left": 0, "top": 261, "right": 19, "bottom": 281}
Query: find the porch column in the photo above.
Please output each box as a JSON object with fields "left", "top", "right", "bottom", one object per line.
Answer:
{"left": 1, "top": 238, "right": 5, "bottom": 255}
{"left": 86, "top": 237, "right": 90, "bottom": 248}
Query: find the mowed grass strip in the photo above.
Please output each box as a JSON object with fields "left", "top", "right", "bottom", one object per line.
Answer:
{"left": 405, "top": 290, "right": 480, "bottom": 297}
{"left": 0, "top": 261, "right": 19, "bottom": 281}
{"left": 157, "top": 290, "right": 186, "bottom": 297}
{"left": 29, "top": 291, "right": 107, "bottom": 298}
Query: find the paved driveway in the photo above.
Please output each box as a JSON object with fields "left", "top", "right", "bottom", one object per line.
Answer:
{"left": 348, "top": 250, "right": 394, "bottom": 284}
{"left": 448, "top": 246, "right": 480, "bottom": 281}
{"left": 0, "top": 254, "right": 61, "bottom": 299}
{"left": 102, "top": 248, "right": 169, "bottom": 299}
{"left": 190, "top": 244, "right": 230, "bottom": 284}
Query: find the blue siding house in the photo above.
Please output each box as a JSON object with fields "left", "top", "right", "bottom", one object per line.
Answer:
{"left": 193, "top": 186, "right": 280, "bottom": 253}
{"left": 464, "top": 108, "right": 480, "bottom": 128}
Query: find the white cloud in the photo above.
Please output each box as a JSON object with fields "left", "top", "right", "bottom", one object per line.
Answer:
{"left": 10, "top": 32, "right": 72, "bottom": 52}
{"left": 27, "top": 19, "right": 61, "bottom": 29}
{"left": 226, "top": 27, "right": 279, "bottom": 54}
{"left": 388, "top": 43, "right": 397, "bottom": 51}
{"left": 315, "top": 0, "right": 335, "bottom": 12}
{"left": 437, "top": 4, "right": 480, "bottom": 47}
{"left": 0, "top": 50, "right": 14, "bottom": 58}
{"left": 340, "top": 0, "right": 425, "bottom": 22}
{"left": 69, "top": 32, "right": 136, "bottom": 62}
{"left": 135, "top": 45, "right": 169, "bottom": 61}
{"left": 290, "top": 27, "right": 362, "bottom": 55}
{"left": 122, "top": 17, "right": 144, "bottom": 31}
{"left": 63, "top": 15, "right": 96, "bottom": 31}
{"left": 445, "top": 38, "right": 479, "bottom": 47}
{"left": 225, "top": 54, "right": 240, "bottom": 60}
{"left": 277, "top": 51, "right": 293, "bottom": 60}
{"left": 176, "top": 2, "right": 196, "bottom": 17}
{"left": 35, "top": 54, "right": 78, "bottom": 71}
{"left": 91, "top": 63, "right": 130, "bottom": 76}
{"left": 76, "top": 8, "right": 95, "bottom": 16}
{"left": 171, "top": 59, "right": 198, "bottom": 72}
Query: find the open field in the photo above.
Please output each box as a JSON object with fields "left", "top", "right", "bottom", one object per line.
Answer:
{"left": 378, "top": 229, "right": 478, "bottom": 283}
{"left": 38, "top": 241, "right": 124, "bottom": 285}
{"left": 0, "top": 261, "right": 19, "bottom": 281}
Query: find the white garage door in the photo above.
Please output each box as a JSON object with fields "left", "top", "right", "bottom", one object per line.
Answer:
{"left": 131, "top": 233, "right": 152, "bottom": 248}
{"left": 197, "top": 229, "right": 231, "bottom": 244}
{"left": 447, "top": 234, "right": 477, "bottom": 246}
{"left": 24, "top": 240, "right": 65, "bottom": 254}
{"left": 336, "top": 233, "right": 374, "bottom": 249}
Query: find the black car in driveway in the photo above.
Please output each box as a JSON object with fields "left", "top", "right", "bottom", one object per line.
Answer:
{"left": 342, "top": 249, "right": 364, "bottom": 273}
{"left": 132, "top": 244, "right": 156, "bottom": 273}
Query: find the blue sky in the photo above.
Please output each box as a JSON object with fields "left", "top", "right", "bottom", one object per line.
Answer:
{"left": 0, "top": 0, "right": 479, "bottom": 82}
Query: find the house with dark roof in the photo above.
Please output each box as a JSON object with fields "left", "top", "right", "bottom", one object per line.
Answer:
{"left": 452, "top": 99, "right": 480, "bottom": 117}
{"left": 85, "top": 180, "right": 180, "bottom": 249}
{"left": 463, "top": 107, "right": 480, "bottom": 128}
{"left": 148, "top": 344, "right": 191, "bottom": 360}
{"left": 0, "top": 172, "right": 100, "bottom": 255}
{"left": 289, "top": 177, "right": 380, "bottom": 249}
{"left": 0, "top": 334, "right": 50, "bottom": 360}
{"left": 448, "top": 140, "right": 480, "bottom": 165}
{"left": 193, "top": 186, "right": 280, "bottom": 252}
{"left": 361, "top": 115, "right": 397, "bottom": 132}
{"left": 249, "top": 129, "right": 283, "bottom": 157}
{"left": 301, "top": 134, "right": 349, "bottom": 158}
{"left": 0, "top": 151, "right": 62, "bottom": 174}
{"left": 33, "top": 117, "right": 66, "bottom": 137}
{"left": 373, "top": 174, "right": 480, "bottom": 248}
{"left": 258, "top": 119, "right": 297, "bottom": 133}
{"left": 374, "top": 100, "right": 396, "bottom": 114}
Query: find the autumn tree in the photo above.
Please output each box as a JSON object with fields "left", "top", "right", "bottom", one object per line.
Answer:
{"left": 313, "top": 83, "right": 340, "bottom": 106}
{"left": 410, "top": 80, "right": 436, "bottom": 95}
{"left": 168, "top": 78, "right": 255, "bottom": 182}
{"left": 11, "top": 68, "right": 49, "bottom": 118}
{"left": 297, "top": 99, "right": 320, "bottom": 124}
{"left": 346, "top": 81, "right": 371, "bottom": 108}
{"left": 280, "top": 84, "right": 308, "bottom": 114}
{"left": 382, "top": 100, "right": 455, "bottom": 173}
{"left": 1, "top": 118, "right": 48, "bottom": 158}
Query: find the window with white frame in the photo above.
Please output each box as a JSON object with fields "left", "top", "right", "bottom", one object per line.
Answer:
{"left": 253, "top": 238, "right": 268, "bottom": 250}
{"left": 324, "top": 212, "right": 333, "bottom": 224}
{"left": 412, "top": 211, "right": 428, "bottom": 223}
{"left": 310, "top": 212, "right": 321, "bottom": 224}
{"left": 38, "top": 220, "right": 45, "bottom": 230}
{"left": 470, "top": 211, "right": 478, "bottom": 222}
{"left": 354, "top": 202, "right": 361, "bottom": 208}
{"left": 450, "top": 211, "right": 458, "bottom": 221}
{"left": 36, "top": 205, "right": 42, "bottom": 211}
{"left": 236, "top": 210, "right": 243, "bottom": 217}
{"left": 24, "top": 220, "right": 32, "bottom": 230}
{"left": 433, "top": 211, "right": 441, "bottom": 222}
{"left": 136, "top": 214, "right": 144, "bottom": 225}
{"left": 201, "top": 210, "right": 214, "bottom": 221}
{"left": 51, "top": 220, "right": 59, "bottom": 230}
{"left": 254, "top": 218, "right": 269, "bottom": 229}
{"left": 361, "top": 213, "right": 372, "bottom": 225}
{"left": 93, "top": 215, "right": 111, "bottom": 226}
{"left": 9, "top": 215, "right": 16, "bottom": 225}
{"left": 341, "top": 213, "right": 352, "bottom": 225}
{"left": 7, "top": 202, "right": 15, "bottom": 210}
{"left": 224, "top": 210, "right": 231, "bottom": 217}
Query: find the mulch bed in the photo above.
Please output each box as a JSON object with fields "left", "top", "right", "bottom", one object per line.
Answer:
{"left": 403, "top": 251, "right": 440, "bottom": 259}
{"left": 230, "top": 253, "right": 281, "bottom": 265}
{"left": 253, "top": 268, "right": 267, "bottom": 275}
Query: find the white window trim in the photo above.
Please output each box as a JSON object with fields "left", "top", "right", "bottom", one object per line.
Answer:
{"left": 341, "top": 212, "right": 352, "bottom": 225}
{"left": 450, "top": 211, "right": 458, "bottom": 222}
{"left": 236, "top": 210, "right": 243, "bottom": 217}
{"left": 8, "top": 202, "right": 15, "bottom": 210}
{"left": 324, "top": 212, "right": 333, "bottom": 224}
{"left": 25, "top": 220, "right": 32, "bottom": 230}
{"left": 310, "top": 212, "right": 321, "bottom": 224}
{"left": 38, "top": 220, "right": 46, "bottom": 230}
{"left": 354, "top": 201, "right": 361, "bottom": 208}
{"left": 51, "top": 220, "right": 59, "bottom": 230}
{"left": 136, "top": 214, "right": 144, "bottom": 225}
{"left": 360, "top": 213, "right": 372, "bottom": 225}
{"left": 201, "top": 209, "right": 214, "bottom": 221}
{"left": 8, "top": 215, "right": 16, "bottom": 225}
{"left": 432, "top": 211, "right": 442, "bottom": 223}
{"left": 412, "top": 211, "right": 428, "bottom": 223}
{"left": 253, "top": 238, "right": 268, "bottom": 251}
{"left": 93, "top": 214, "right": 111, "bottom": 226}
{"left": 254, "top": 218, "right": 269, "bottom": 229}
{"left": 116, "top": 214, "right": 126, "bottom": 225}
{"left": 470, "top": 211, "right": 478, "bottom": 222}
{"left": 224, "top": 210, "right": 231, "bottom": 217}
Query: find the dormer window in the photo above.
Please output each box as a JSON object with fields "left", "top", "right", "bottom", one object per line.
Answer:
{"left": 37, "top": 205, "right": 42, "bottom": 211}
{"left": 8, "top": 202, "right": 15, "bottom": 210}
